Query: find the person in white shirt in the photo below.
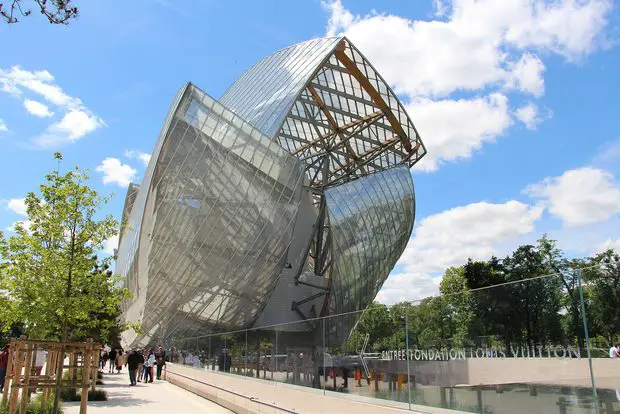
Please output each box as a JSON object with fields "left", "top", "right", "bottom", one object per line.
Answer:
{"left": 144, "top": 350, "right": 155, "bottom": 383}
{"left": 30, "top": 349, "right": 47, "bottom": 396}
{"left": 609, "top": 344, "right": 620, "bottom": 358}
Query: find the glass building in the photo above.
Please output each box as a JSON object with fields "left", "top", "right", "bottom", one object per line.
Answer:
{"left": 116, "top": 36, "right": 426, "bottom": 347}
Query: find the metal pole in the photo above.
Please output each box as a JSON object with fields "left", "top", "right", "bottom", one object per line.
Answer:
{"left": 577, "top": 269, "right": 599, "bottom": 413}
{"left": 322, "top": 319, "right": 326, "bottom": 395}
{"left": 405, "top": 314, "right": 412, "bottom": 411}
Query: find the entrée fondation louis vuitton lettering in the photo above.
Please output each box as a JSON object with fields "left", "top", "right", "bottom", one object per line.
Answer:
{"left": 380, "top": 346, "right": 582, "bottom": 361}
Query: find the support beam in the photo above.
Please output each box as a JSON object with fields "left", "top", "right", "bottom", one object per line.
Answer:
{"left": 292, "top": 111, "right": 383, "bottom": 155}
{"left": 307, "top": 85, "right": 365, "bottom": 175}
{"left": 334, "top": 41, "right": 413, "bottom": 153}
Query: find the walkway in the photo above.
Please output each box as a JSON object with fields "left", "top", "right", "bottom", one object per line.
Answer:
{"left": 64, "top": 371, "right": 232, "bottom": 414}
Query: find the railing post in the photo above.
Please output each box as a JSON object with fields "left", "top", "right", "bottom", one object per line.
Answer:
{"left": 20, "top": 342, "right": 33, "bottom": 414}
{"left": 2, "top": 338, "right": 15, "bottom": 403}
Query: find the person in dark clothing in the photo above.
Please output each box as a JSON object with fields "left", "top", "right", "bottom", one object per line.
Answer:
{"left": 100, "top": 349, "right": 108, "bottom": 371}
{"left": 217, "top": 352, "right": 225, "bottom": 371}
{"left": 155, "top": 345, "right": 166, "bottom": 380}
{"left": 126, "top": 349, "right": 141, "bottom": 386}
{"left": 0, "top": 345, "right": 10, "bottom": 392}
{"left": 108, "top": 348, "right": 117, "bottom": 373}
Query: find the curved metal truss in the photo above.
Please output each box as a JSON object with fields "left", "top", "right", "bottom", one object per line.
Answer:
{"left": 276, "top": 38, "right": 425, "bottom": 190}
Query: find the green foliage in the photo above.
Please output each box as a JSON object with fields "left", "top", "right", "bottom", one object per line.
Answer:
{"left": 0, "top": 155, "right": 132, "bottom": 343}
{"left": 341, "top": 237, "right": 619, "bottom": 353}
{"left": 583, "top": 249, "right": 620, "bottom": 344}
{"left": 58, "top": 367, "right": 107, "bottom": 401}
{"left": 0, "top": 395, "right": 63, "bottom": 413}
{"left": 59, "top": 387, "right": 107, "bottom": 402}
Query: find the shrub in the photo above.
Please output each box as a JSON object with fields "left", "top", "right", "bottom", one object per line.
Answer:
{"left": 59, "top": 387, "right": 107, "bottom": 402}
{"left": 0, "top": 395, "right": 63, "bottom": 413}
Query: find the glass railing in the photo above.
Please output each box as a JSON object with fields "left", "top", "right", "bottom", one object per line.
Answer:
{"left": 168, "top": 268, "right": 618, "bottom": 414}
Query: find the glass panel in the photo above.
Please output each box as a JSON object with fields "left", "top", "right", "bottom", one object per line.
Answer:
{"left": 397, "top": 275, "right": 598, "bottom": 413}
{"left": 272, "top": 319, "right": 322, "bottom": 390}
{"left": 160, "top": 267, "right": 620, "bottom": 413}
{"left": 580, "top": 252, "right": 620, "bottom": 413}
{"left": 322, "top": 307, "right": 411, "bottom": 410}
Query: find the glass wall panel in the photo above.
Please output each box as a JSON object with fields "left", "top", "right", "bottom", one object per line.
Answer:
{"left": 272, "top": 319, "right": 322, "bottom": 391}
{"left": 398, "top": 275, "right": 600, "bottom": 414}
{"left": 163, "top": 268, "right": 620, "bottom": 413}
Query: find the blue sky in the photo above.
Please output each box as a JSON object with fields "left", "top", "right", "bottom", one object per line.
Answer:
{"left": 1, "top": 0, "right": 619, "bottom": 303}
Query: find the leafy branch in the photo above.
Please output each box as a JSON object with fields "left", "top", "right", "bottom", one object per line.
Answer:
{"left": 1, "top": 0, "right": 78, "bottom": 24}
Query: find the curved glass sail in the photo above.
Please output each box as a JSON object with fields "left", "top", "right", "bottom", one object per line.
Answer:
{"left": 118, "top": 84, "right": 306, "bottom": 347}
{"left": 118, "top": 36, "right": 426, "bottom": 348}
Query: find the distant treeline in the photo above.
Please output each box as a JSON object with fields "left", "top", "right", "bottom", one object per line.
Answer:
{"left": 340, "top": 236, "right": 620, "bottom": 354}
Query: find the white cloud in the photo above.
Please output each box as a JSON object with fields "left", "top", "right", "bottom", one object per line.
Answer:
{"left": 6, "top": 198, "right": 27, "bottom": 216}
{"left": 23, "top": 98, "right": 53, "bottom": 117}
{"left": 5, "top": 220, "right": 32, "bottom": 233}
{"left": 0, "top": 119, "right": 7, "bottom": 132}
{"left": 502, "top": 0, "right": 612, "bottom": 58}
{"left": 409, "top": 93, "right": 511, "bottom": 171}
{"left": 103, "top": 234, "right": 119, "bottom": 255}
{"left": 96, "top": 158, "right": 137, "bottom": 188}
{"left": 124, "top": 150, "right": 151, "bottom": 167}
{"left": 0, "top": 66, "right": 105, "bottom": 147}
{"left": 323, "top": 0, "right": 611, "bottom": 98}
{"left": 376, "top": 272, "right": 441, "bottom": 305}
{"left": 0, "top": 66, "right": 75, "bottom": 107}
{"left": 33, "top": 110, "right": 105, "bottom": 148}
{"left": 592, "top": 139, "right": 620, "bottom": 169}
{"left": 322, "top": 0, "right": 611, "bottom": 172}
{"left": 433, "top": 0, "right": 448, "bottom": 17}
{"left": 506, "top": 53, "right": 545, "bottom": 97}
{"left": 525, "top": 167, "right": 620, "bottom": 226}
{"left": 515, "top": 102, "right": 542, "bottom": 130}
{"left": 378, "top": 201, "right": 543, "bottom": 304}
{"left": 597, "top": 238, "right": 620, "bottom": 253}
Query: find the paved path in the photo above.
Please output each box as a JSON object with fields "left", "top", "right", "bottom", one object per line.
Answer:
{"left": 64, "top": 371, "right": 232, "bottom": 414}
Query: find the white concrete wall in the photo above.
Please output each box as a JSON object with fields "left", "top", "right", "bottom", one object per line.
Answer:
{"left": 165, "top": 363, "right": 466, "bottom": 414}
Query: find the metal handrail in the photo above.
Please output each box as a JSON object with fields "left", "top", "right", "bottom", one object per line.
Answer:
{"left": 168, "top": 369, "right": 298, "bottom": 413}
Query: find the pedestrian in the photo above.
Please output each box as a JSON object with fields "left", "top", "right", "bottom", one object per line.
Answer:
{"left": 155, "top": 345, "right": 166, "bottom": 380}
{"left": 0, "top": 345, "right": 10, "bottom": 392}
{"left": 31, "top": 348, "right": 47, "bottom": 395}
{"left": 136, "top": 349, "right": 145, "bottom": 382}
{"left": 115, "top": 349, "right": 125, "bottom": 373}
{"left": 144, "top": 349, "right": 155, "bottom": 383}
{"left": 609, "top": 344, "right": 620, "bottom": 359}
{"left": 100, "top": 348, "right": 108, "bottom": 371}
{"left": 108, "top": 348, "right": 117, "bottom": 373}
{"left": 141, "top": 349, "right": 149, "bottom": 382}
{"left": 126, "top": 349, "right": 141, "bottom": 386}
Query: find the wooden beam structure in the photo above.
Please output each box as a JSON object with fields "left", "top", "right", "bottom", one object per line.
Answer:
{"left": 333, "top": 41, "right": 413, "bottom": 153}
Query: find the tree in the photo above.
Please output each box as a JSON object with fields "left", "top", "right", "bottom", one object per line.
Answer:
{"left": 0, "top": 153, "right": 130, "bottom": 344}
{"left": 583, "top": 249, "right": 620, "bottom": 344}
{"left": 538, "top": 235, "right": 584, "bottom": 348}
{"left": 463, "top": 257, "right": 509, "bottom": 346}
{"left": 440, "top": 266, "right": 474, "bottom": 347}
{"left": 1, "top": 0, "right": 78, "bottom": 24}
{"left": 502, "top": 245, "right": 563, "bottom": 347}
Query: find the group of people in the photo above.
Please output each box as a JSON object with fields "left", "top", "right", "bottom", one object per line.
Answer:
{"left": 100, "top": 345, "right": 166, "bottom": 386}
{"left": 100, "top": 348, "right": 125, "bottom": 373}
